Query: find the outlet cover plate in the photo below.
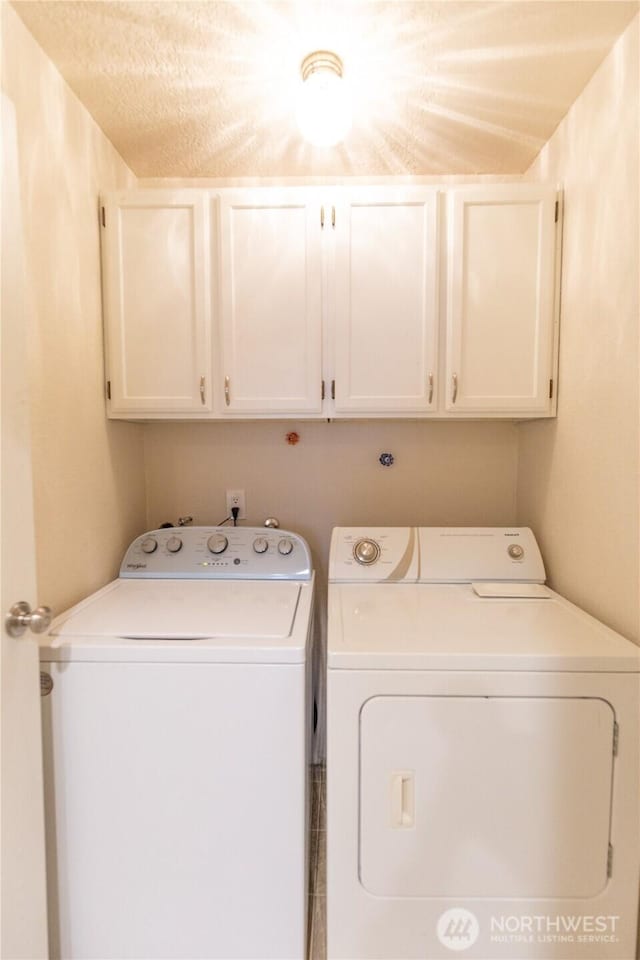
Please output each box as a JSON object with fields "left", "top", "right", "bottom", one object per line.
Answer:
{"left": 225, "top": 489, "right": 246, "bottom": 520}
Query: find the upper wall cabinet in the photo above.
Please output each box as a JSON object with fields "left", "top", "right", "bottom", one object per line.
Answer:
{"left": 100, "top": 183, "right": 560, "bottom": 421}
{"left": 101, "top": 192, "right": 212, "bottom": 415}
{"left": 332, "top": 189, "right": 438, "bottom": 414}
{"left": 217, "top": 190, "right": 323, "bottom": 415}
{"left": 445, "top": 185, "right": 558, "bottom": 415}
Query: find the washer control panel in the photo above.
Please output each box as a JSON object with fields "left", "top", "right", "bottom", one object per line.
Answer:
{"left": 121, "top": 527, "right": 312, "bottom": 580}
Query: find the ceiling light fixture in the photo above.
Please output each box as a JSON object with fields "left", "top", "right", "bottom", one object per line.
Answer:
{"left": 296, "top": 50, "right": 352, "bottom": 148}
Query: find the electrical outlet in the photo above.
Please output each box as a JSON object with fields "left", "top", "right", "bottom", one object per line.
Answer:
{"left": 225, "top": 489, "right": 246, "bottom": 520}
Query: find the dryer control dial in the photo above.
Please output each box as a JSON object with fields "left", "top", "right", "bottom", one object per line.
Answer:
{"left": 508, "top": 544, "right": 525, "bottom": 560}
{"left": 253, "top": 537, "right": 269, "bottom": 554}
{"left": 141, "top": 537, "right": 158, "bottom": 554}
{"left": 353, "top": 538, "right": 380, "bottom": 565}
{"left": 207, "top": 534, "right": 228, "bottom": 555}
{"left": 166, "top": 536, "right": 182, "bottom": 553}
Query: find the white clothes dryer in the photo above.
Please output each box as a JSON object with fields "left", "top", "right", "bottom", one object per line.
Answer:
{"left": 327, "top": 527, "right": 640, "bottom": 960}
{"left": 39, "top": 526, "right": 314, "bottom": 960}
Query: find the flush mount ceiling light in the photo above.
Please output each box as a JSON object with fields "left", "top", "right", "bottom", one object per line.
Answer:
{"left": 296, "top": 50, "right": 352, "bottom": 148}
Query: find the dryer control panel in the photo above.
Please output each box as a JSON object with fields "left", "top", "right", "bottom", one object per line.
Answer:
{"left": 330, "top": 527, "right": 545, "bottom": 583}
{"left": 121, "top": 527, "right": 312, "bottom": 580}
{"left": 418, "top": 527, "right": 545, "bottom": 582}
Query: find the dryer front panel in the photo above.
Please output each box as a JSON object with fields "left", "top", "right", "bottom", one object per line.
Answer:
{"left": 359, "top": 695, "right": 614, "bottom": 899}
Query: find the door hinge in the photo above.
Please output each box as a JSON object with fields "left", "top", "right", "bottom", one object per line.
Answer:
{"left": 331, "top": 379, "right": 335, "bottom": 400}
{"left": 331, "top": 205, "right": 336, "bottom": 228}
{"left": 613, "top": 721, "right": 619, "bottom": 757}
{"left": 607, "top": 843, "right": 613, "bottom": 878}
{"left": 321, "top": 380, "right": 325, "bottom": 400}
{"left": 101, "top": 206, "right": 106, "bottom": 228}
{"left": 106, "top": 380, "right": 111, "bottom": 400}
{"left": 554, "top": 200, "right": 559, "bottom": 223}
{"left": 549, "top": 379, "right": 554, "bottom": 399}
{"left": 320, "top": 205, "right": 325, "bottom": 229}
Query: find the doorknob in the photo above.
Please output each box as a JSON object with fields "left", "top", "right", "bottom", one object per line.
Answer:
{"left": 5, "top": 601, "right": 53, "bottom": 638}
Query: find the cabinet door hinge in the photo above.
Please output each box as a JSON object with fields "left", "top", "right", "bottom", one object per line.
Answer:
{"left": 106, "top": 380, "right": 111, "bottom": 400}
{"left": 331, "top": 379, "right": 336, "bottom": 400}
{"left": 321, "top": 380, "right": 325, "bottom": 400}
{"left": 607, "top": 843, "right": 614, "bottom": 878}
{"left": 554, "top": 200, "right": 559, "bottom": 223}
{"left": 549, "top": 379, "right": 554, "bottom": 399}
{"left": 613, "top": 721, "right": 619, "bottom": 757}
{"left": 320, "top": 205, "right": 325, "bottom": 229}
{"left": 331, "top": 205, "right": 336, "bottom": 229}
{"left": 101, "top": 206, "right": 106, "bottom": 228}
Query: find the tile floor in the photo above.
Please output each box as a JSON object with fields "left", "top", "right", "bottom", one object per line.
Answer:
{"left": 308, "top": 764, "right": 326, "bottom": 959}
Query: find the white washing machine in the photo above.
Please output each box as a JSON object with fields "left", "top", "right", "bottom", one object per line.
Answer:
{"left": 39, "top": 525, "right": 314, "bottom": 960}
{"left": 327, "top": 527, "right": 640, "bottom": 960}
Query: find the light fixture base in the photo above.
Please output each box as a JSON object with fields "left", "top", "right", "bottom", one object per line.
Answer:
{"left": 300, "top": 50, "right": 344, "bottom": 82}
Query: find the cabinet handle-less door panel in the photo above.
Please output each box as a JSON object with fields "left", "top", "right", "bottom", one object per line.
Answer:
{"left": 218, "top": 192, "right": 322, "bottom": 415}
{"left": 360, "top": 696, "right": 614, "bottom": 899}
{"left": 333, "top": 190, "right": 439, "bottom": 414}
{"left": 446, "top": 185, "right": 557, "bottom": 414}
{"left": 102, "top": 192, "right": 211, "bottom": 415}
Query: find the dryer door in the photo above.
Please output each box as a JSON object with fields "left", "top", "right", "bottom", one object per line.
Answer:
{"left": 359, "top": 696, "right": 614, "bottom": 899}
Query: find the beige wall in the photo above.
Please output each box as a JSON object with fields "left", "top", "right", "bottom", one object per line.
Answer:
{"left": 144, "top": 418, "right": 519, "bottom": 580}
{"left": 517, "top": 15, "right": 639, "bottom": 643}
{"left": 1, "top": 5, "right": 147, "bottom": 615}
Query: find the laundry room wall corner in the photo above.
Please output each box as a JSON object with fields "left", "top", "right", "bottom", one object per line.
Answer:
{"left": 1, "top": 4, "right": 147, "bottom": 615}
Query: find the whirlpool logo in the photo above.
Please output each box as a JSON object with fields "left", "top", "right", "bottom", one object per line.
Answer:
{"left": 437, "top": 908, "right": 480, "bottom": 951}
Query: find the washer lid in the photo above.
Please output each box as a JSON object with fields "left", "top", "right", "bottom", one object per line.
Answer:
{"left": 328, "top": 582, "right": 640, "bottom": 671}
{"left": 42, "top": 578, "right": 311, "bottom": 663}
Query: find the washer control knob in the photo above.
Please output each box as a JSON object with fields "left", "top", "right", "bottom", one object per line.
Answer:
{"left": 141, "top": 537, "right": 158, "bottom": 554}
{"left": 207, "top": 534, "right": 228, "bottom": 555}
{"left": 353, "top": 538, "right": 380, "bottom": 565}
{"left": 508, "top": 544, "right": 525, "bottom": 560}
{"left": 253, "top": 537, "right": 269, "bottom": 554}
{"left": 166, "top": 536, "right": 182, "bottom": 553}
{"left": 278, "top": 538, "right": 294, "bottom": 556}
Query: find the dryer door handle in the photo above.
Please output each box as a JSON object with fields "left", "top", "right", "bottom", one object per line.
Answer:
{"left": 391, "top": 771, "right": 415, "bottom": 828}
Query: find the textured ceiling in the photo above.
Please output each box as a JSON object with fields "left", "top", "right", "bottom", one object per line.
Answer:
{"left": 12, "top": 0, "right": 639, "bottom": 177}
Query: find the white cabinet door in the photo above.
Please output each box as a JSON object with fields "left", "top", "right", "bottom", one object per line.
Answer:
{"left": 101, "top": 191, "right": 212, "bottom": 415}
{"left": 218, "top": 190, "right": 323, "bottom": 415}
{"left": 446, "top": 185, "right": 558, "bottom": 414}
{"left": 333, "top": 189, "right": 439, "bottom": 414}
